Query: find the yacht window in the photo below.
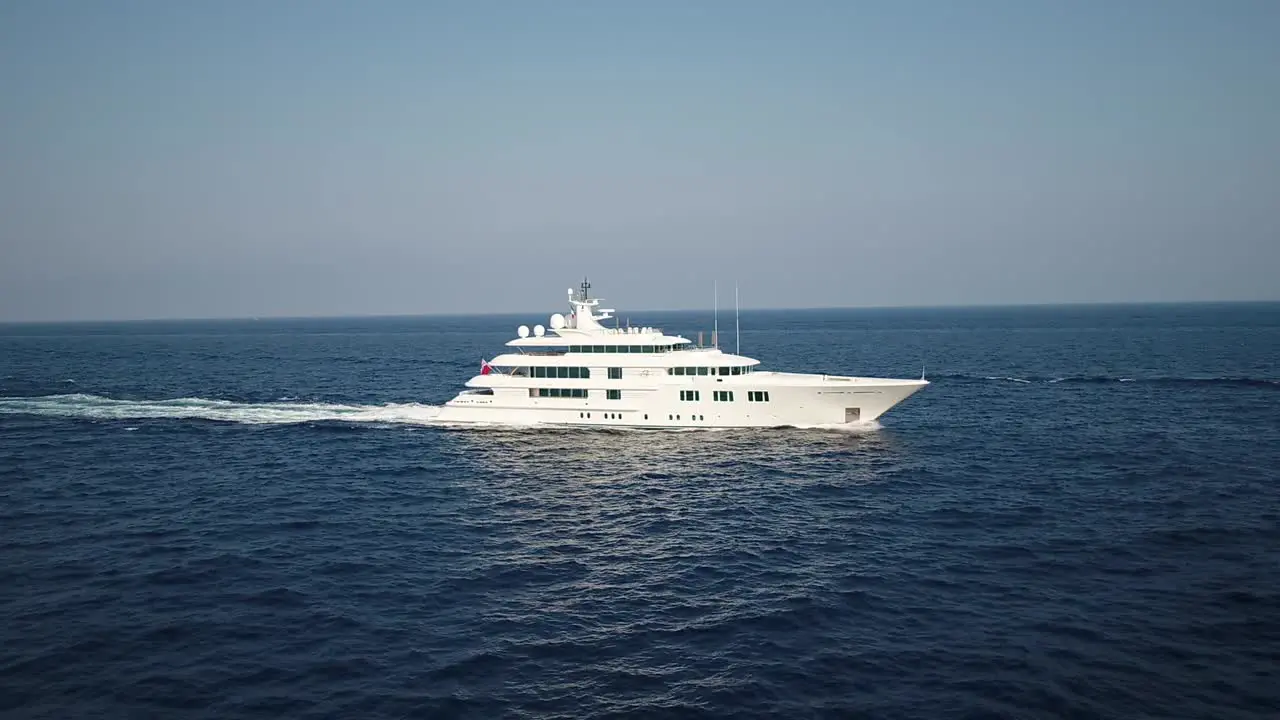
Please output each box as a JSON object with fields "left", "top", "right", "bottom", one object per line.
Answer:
{"left": 718, "top": 367, "right": 729, "bottom": 376}
{"left": 557, "top": 367, "right": 568, "bottom": 379}
{"left": 618, "top": 345, "right": 629, "bottom": 354}
{"left": 667, "top": 368, "right": 674, "bottom": 375}
{"left": 605, "top": 345, "right": 616, "bottom": 353}
{"left": 608, "top": 367, "right": 622, "bottom": 379}
{"left": 569, "top": 367, "right": 580, "bottom": 379}
{"left": 629, "top": 345, "right": 642, "bottom": 353}
{"left": 582, "top": 368, "right": 590, "bottom": 379}
{"left": 697, "top": 367, "right": 708, "bottom": 376}
{"left": 685, "top": 367, "right": 696, "bottom": 375}
{"left": 731, "top": 367, "right": 741, "bottom": 375}
{"left": 593, "top": 345, "right": 605, "bottom": 353}
{"left": 607, "top": 389, "right": 621, "bottom": 400}
{"left": 674, "top": 367, "right": 685, "bottom": 376}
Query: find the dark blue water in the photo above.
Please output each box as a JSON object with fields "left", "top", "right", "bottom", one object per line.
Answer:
{"left": 2, "top": 304, "right": 1278, "bottom": 719}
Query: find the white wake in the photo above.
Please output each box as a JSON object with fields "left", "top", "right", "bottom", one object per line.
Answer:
{"left": 0, "top": 393, "right": 442, "bottom": 426}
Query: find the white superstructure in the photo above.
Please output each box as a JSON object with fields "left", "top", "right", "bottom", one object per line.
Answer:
{"left": 433, "top": 279, "right": 927, "bottom": 428}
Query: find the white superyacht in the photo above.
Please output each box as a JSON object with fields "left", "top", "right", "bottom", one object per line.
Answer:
{"left": 433, "top": 280, "right": 927, "bottom": 428}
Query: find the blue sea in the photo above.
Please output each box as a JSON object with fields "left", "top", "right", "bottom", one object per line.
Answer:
{"left": 2, "top": 303, "right": 1278, "bottom": 719}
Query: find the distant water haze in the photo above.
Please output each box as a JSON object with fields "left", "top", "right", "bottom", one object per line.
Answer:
{"left": 2, "top": 1, "right": 1278, "bottom": 321}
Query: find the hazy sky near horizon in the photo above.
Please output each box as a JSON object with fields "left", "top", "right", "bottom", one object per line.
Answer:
{"left": 2, "top": 0, "right": 1278, "bottom": 321}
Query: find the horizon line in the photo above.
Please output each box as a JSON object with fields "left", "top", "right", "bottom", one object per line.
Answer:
{"left": 2, "top": 298, "right": 1278, "bottom": 326}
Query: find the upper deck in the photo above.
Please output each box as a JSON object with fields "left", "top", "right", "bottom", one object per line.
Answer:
{"left": 503, "top": 278, "right": 697, "bottom": 351}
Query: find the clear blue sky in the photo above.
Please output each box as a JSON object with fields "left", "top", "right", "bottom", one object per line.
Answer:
{"left": 2, "top": 0, "right": 1277, "bottom": 321}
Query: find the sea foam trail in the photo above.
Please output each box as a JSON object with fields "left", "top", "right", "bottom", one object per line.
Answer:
{"left": 0, "top": 394, "right": 885, "bottom": 433}
{"left": 0, "top": 393, "right": 442, "bottom": 426}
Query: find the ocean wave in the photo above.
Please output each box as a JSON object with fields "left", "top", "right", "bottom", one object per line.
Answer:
{"left": 0, "top": 393, "right": 443, "bottom": 426}
{"left": 935, "top": 374, "right": 1278, "bottom": 388}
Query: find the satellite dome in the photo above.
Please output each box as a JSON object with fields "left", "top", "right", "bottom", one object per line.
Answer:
{"left": 533, "top": 324, "right": 545, "bottom": 337}
{"left": 549, "top": 313, "right": 566, "bottom": 330}
{"left": 517, "top": 325, "right": 530, "bottom": 338}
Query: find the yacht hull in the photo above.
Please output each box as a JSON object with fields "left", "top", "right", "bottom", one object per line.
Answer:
{"left": 432, "top": 376, "right": 927, "bottom": 429}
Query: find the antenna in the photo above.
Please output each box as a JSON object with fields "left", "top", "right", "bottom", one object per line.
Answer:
{"left": 713, "top": 280, "right": 719, "bottom": 349}
{"left": 735, "top": 282, "right": 740, "bottom": 356}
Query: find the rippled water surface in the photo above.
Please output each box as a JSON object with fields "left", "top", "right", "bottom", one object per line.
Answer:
{"left": 2, "top": 304, "right": 1279, "bottom": 719}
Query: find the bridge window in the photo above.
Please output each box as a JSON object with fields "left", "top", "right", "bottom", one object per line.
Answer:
{"left": 531, "top": 366, "right": 591, "bottom": 378}
{"left": 537, "top": 388, "right": 589, "bottom": 398}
